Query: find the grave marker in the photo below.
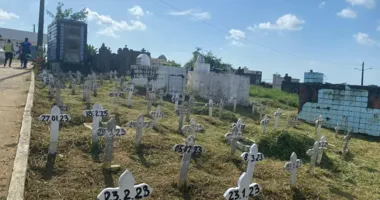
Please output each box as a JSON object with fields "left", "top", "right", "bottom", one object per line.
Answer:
{"left": 39, "top": 106, "right": 71, "bottom": 167}
{"left": 284, "top": 152, "right": 302, "bottom": 188}
{"left": 76, "top": 71, "right": 82, "bottom": 84}
{"left": 177, "top": 103, "right": 188, "bottom": 134}
{"left": 315, "top": 115, "right": 324, "bottom": 139}
{"left": 173, "top": 135, "right": 203, "bottom": 186}
{"left": 230, "top": 94, "right": 237, "bottom": 113}
{"left": 126, "top": 82, "right": 138, "bottom": 107}
{"left": 146, "top": 89, "right": 156, "bottom": 114}
{"left": 273, "top": 108, "right": 282, "bottom": 129}
{"left": 260, "top": 115, "right": 270, "bottom": 135}
{"left": 232, "top": 118, "right": 246, "bottom": 133}
{"left": 97, "top": 169, "right": 153, "bottom": 200}
{"left": 109, "top": 88, "right": 125, "bottom": 113}
{"left": 205, "top": 99, "right": 214, "bottom": 117}
{"left": 48, "top": 74, "right": 54, "bottom": 97}
{"left": 225, "top": 126, "right": 243, "bottom": 155}
{"left": 182, "top": 118, "right": 200, "bottom": 137}
{"left": 287, "top": 116, "right": 297, "bottom": 130}
{"left": 185, "top": 96, "right": 195, "bottom": 122}
{"left": 306, "top": 141, "right": 320, "bottom": 173}
{"left": 83, "top": 104, "right": 109, "bottom": 157}
{"left": 335, "top": 123, "right": 340, "bottom": 138}
{"left": 342, "top": 130, "right": 351, "bottom": 158}
{"left": 317, "top": 135, "right": 328, "bottom": 164}
{"left": 150, "top": 106, "right": 164, "bottom": 127}
{"left": 223, "top": 144, "right": 263, "bottom": 200}
{"left": 127, "top": 114, "right": 153, "bottom": 147}
{"left": 171, "top": 90, "right": 180, "bottom": 112}
{"left": 218, "top": 99, "right": 224, "bottom": 119}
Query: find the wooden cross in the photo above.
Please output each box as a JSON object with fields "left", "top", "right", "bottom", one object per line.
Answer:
{"left": 39, "top": 106, "right": 71, "bottom": 155}
{"left": 177, "top": 103, "right": 189, "bottom": 134}
{"left": 83, "top": 104, "right": 109, "bottom": 156}
{"left": 273, "top": 108, "right": 282, "bottom": 129}
{"left": 97, "top": 169, "right": 153, "bottom": 200}
{"left": 205, "top": 99, "right": 214, "bottom": 117}
{"left": 306, "top": 141, "right": 320, "bottom": 173}
{"left": 284, "top": 152, "right": 302, "bottom": 188}
{"left": 150, "top": 106, "right": 164, "bottom": 127}
{"left": 185, "top": 96, "right": 195, "bottom": 122}
{"left": 342, "top": 130, "right": 351, "bottom": 158}
{"left": 315, "top": 115, "right": 324, "bottom": 139}
{"left": 230, "top": 94, "right": 237, "bottom": 113}
{"left": 127, "top": 114, "right": 153, "bottom": 147}
{"left": 225, "top": 126, "right": 243, "bottom": 155}
{"left": 316, "top": 135, "right": 328, "bottom": 164}
{"left": 260, "top": 115, "right": 270, "bottom": 135}
{"left": 173, "top": 135, "right": 203, "bottom": 186}
{"left": 223, "top": 144, "right": 263, "bottom": 200}
{"left": 218, "top": 99, "right": 224, "bottom": 119}
{"left": 171, "top": 90, "right": 180, "bottom": 112}
{"left": 232, "top": 118, "right": 246, "bottom": 133}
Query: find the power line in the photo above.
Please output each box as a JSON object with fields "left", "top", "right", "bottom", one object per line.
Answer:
{"left": 157, "top": 0, "right": 362, "bottom": 67}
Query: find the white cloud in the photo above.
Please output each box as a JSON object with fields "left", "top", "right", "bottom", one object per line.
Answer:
{"left": 319, "top": 1, "right": 326, "bottom": 8}
{"left": 146, "top": 11, "right": 153, "bottom": 16}
{"left": 254, "top": 14, "right": 305, "bottom": 31}
{"left": 246, "top": 25, "right": 258, "bottom": 31}
{"left": 225, "top": 29, "right": 245, "bottom": 47}
{"left": 0, "top": 9, "right": 19, "bottom": 21}
{"left": 168, "top": 9, "right": 211, "bottom": 20}
{"left": 346, "top": 0, "right": 376, "bottom": 8}
{"left": 86, "top": 8, "right": 146, "bottom": 38}
{"left": 336, "top": 8, "right": 357, "bottom": 18}
{"left": 353, "top": 32, "right": 378, "bottom": 46}
{"left": 128, "top": 5, "right": 145, "bottom": 18}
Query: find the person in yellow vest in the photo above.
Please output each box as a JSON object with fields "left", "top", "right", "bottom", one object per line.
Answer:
{"left": 3, "top": 39, "right": 14, "bottom": 67}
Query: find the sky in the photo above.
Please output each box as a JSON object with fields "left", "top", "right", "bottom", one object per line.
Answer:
{"left": 0, "top": 0, "right": 379, "bottom": 85}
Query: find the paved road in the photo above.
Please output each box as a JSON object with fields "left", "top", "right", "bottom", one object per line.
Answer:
{"left": 0, "top": 66, "right": 30, "bottom": 198}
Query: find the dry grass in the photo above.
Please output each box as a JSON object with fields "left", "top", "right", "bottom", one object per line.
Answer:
{"left": 25, "top": 77, "right": 380, "bottom": 200}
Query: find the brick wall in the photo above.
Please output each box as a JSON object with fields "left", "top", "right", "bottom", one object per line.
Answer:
{"left": 297, "top": 84, "right": 380, "bottom": 136}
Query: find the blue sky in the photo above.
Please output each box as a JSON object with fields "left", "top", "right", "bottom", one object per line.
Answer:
{"left": 0, "top": 0, "right": 379, "bottom": 85}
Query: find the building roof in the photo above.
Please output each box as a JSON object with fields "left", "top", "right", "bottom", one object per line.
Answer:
{"left": 0, "top": 27, "right": 47, "bottom": 44}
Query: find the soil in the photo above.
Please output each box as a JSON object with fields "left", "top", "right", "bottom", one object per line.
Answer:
{"left": 0, "top": 65, "right": 31, "bottom": 198}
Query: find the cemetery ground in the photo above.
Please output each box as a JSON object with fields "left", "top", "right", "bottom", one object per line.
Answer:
{"left": 25, "top": 76, "right": 380, "bottom": 200}
{"left": 0, "top": 65, "right": 31, "bottom": 199}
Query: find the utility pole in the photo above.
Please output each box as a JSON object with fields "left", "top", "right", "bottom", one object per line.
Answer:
{"left": 37, "top": 0, "right": 45, "bottom": 48}
{"left": 354, "top": 62, "right": 372, "bottom": 86}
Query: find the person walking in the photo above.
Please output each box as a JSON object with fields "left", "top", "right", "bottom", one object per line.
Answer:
{"left": 20, "top": 38, "right": 31, "bottom": 69}
{"left": 3, "top": 39, "right": 14, "bottom": 67}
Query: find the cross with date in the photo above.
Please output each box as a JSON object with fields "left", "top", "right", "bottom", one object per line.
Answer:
{"left": 97, "top": 169, "right": 153, "bottom": 200}
{"left": 223, "top": 144, "right": 263, "bottom": 200}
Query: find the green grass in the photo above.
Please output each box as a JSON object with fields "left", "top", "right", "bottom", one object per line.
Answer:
{"left": 249, "top": 85, "right": 299, "bottom": 108}
{"left": 25, "top": 77, "right": 380, "bottom": 200}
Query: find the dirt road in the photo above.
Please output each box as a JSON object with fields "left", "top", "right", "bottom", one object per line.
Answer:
{"left": 0, "top": 66, "right": 31, "bottom": 198}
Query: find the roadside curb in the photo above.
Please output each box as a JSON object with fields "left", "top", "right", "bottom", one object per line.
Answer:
{"left": 7, "top": 71, "right": 35, "bottom": 200}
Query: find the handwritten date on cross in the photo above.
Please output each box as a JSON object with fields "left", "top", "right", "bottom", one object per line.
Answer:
{"left": 83, "top": 110, "right": 109, "bottom": 117}
{"left": 173, "top": 144, "right": 203, "bottom": 157}
{"left": 97, "top": 170, "right": 153, "bottom": 200}
{"left": 96, "top": 128, "right": 126, "bottom": 137}
{"left": 109, "top": 92, "right": 125, "bottom": 97}
{"left": 224, "top": 185, "right": 261, "bottom": 200}
{"left": 39, "top": 114, "right": 71, "bottom": 122}
{"left": 242, "top": 152, "right": 264, "bottom": 163}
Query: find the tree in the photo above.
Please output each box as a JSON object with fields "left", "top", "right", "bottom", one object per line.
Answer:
{"left": 184, "top": 47, "right": 231, "bottom": 73}
{"left": 165, "top": 60, "right": 181, "bottom": 67}
{"left": 47, "top": 2, "right": 88, "bottom": 22}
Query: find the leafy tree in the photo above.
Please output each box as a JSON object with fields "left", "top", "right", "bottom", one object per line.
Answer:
{"left": 184, "top": 47, "right": 232, "bottom": 73}
{"left": 164, "top": 60, "right": 181, "bottom": 67}
{"left": 47, "top": 2, "right": 88, "bottom": 22}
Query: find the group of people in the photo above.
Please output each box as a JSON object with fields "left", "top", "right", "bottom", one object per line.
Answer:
{"left": 3, "top": 38, "right": 31, "bottom": 68}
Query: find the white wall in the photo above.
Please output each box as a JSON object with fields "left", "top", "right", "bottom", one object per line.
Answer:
{"left": 188, "top": 71, "right": 250, "bottom": 106}
{"left": 297, "top": 87, "right": 380, "bottom": 136}
{"left": 272, "top": 75, "right": 284, "bottom": 89}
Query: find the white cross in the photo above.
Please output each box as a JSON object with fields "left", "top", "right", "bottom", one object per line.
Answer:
{"left": 39, "top": 106, "right": 71, "bottom": 155}
{"left": 76, "top": 71, "right": 82, "bottom": 84}
{"left": 177, "top": 103, "right": 189, "bottom": 133}
{"left": 181, "top": 118, "right": 201, "bottom": 137}
{"left": 48, "top": 74, "right": 55, "bottom": 97}
{"left": 287, "top": 116, "right": 297, "bottom": 130}
{"left": 173, "top": 135, "right": 203, "bottom": 157}
{"left": 316, "top": 135, "right": 328, "bottom": 164}
{"left": 223, "top": 144, "right": 263, "bottom": 200}
{"left": 171, "top": 91, "right": 180, "bottom": 112}
{"left": 225, "top": 126, "right": 243, "bottom": 155}
{"left": 273, "top": 108, "right": 282, "bottom": 129}
{"left": 127, "top": 115, "right": 153, "bottom": 147}
{"left": 102, "top": 118, "right": 125, "bottom": 169}
{"left": 306, "top": 141, "right": 321, "bottom": 173}
{"left": 82, "top": 80, "right": 92, "bottom": 103}
{"left": 232, "top": 118, "right": 245, "bottom": 133}
{"left": 230, "top": 94, "right": 237, "bottom": 113}
{"left": 257, "top": 104, "right": 267, "bottom": 121}
{"left": 205, "top": 99, "right": 214, "bottom": 117}
{"left": 315, "top": 115, "right": 324, "bottom": 139}
{"left": 342, "top": 131, "right": 351, "bottom": 158}
{"left": 150, "top": 106, "right": 164, "bottom": 127}
{"left": 218, "top": 99, "right": 224, "bottom": 119}
{"left": 260, "top": 115, "right": 270, "bottom": 135}
{"left": 97, "top": 169, "right": 153, "bottom": 200}
{"left": 146, "top": 89, "right": 156, "bottom": 114}
{"left": 185, "top": 97, "right": 195, "bottom": 122}
{"left": 125, "top": 82, "right": 138, "bottom": 107}
{"left": 284, "top": 152, "right": 302, "bottom": 188}
{"left": 335, "top": 123, "right": 340, "bottom": 138}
